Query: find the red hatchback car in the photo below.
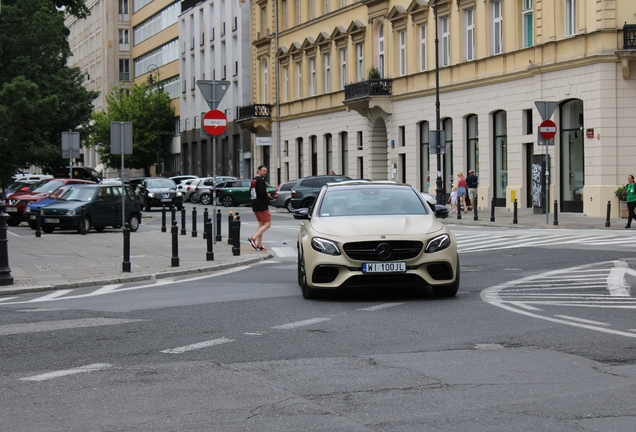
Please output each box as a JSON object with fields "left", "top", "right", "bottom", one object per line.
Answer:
{"left": 4, "top": 178, "right": 95, "bottom": 226}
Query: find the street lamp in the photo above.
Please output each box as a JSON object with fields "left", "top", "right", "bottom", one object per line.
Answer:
{"left": 147, "top": 64, "right": 162, "bottom": 176}
{"left": 433, "top": 0, "right": 445, "bottom": 206}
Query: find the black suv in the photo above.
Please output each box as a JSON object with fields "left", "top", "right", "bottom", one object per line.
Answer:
{"left": 135, "top": 177, "right": 183, "bottom": 211}
{"left": 290, "top": 175, "right": 351, "bottom": 210}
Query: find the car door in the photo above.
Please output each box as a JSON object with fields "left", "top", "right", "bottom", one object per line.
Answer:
{"left": 92, "top": 186, "right": 115, "bottom": 228}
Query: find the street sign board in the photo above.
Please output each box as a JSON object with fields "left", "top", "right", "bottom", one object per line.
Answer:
{"left": 428, "top": 130, "right": 446, "bottom": 155}
{"left": 534, "top": 101, "right": 558, "bottom": 121}
{"left": 539, "top": 119, "right": 557, "bottom": 140}
{"left": 110, "top": 122, "right": 133, "bottom": 154}
{"left": 196, "top": 80, "right": 230, "bottom": 110}
{"left": 61, "top": 131, "right": 80, "bottom": 159}
{"left": 202, "top": 110, "right": 228, "bottom": 136}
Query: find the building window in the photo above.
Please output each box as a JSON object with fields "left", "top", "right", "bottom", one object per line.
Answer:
{"left": 310, "top": 0, "right": 315, "bottom": 19}
{"left": 340, "top": 131, "right": 348, "bottom": 175}
{"left": 464, "top": 8, "right": 475, "bottom": 61}
{"left": 467, "top": 115, "right": 479, "bottom": 173}
{"left": 297, "top": 137, "right": 304, "bottom": 178}
{"left": 282, "top": 0, "right": 288, "bottom": 30}
{"left": 324, "top": 0, "right": 329, "bottom": 14}
{"left": 356, "top": 43, "right": 364, "bottom": 82}
{"left": 262, "top": 60, "right": 268, "bottom": 103}
{"left": 119, "top": 29, "right": 130, "bottom": 50}
{"left": 119, "top": 59, "right": 130, "bottom": 81}
{"left": 296, "top": 0, "right": 301, "bottom": 25}
{"left": 357, "top": 131, "right": 363, "bottom": 150}
{"left": 378, "top": 24, "right": 385, "bottom": 77}
{"left": 309, "top": 57, "right": 316, "bottom": 96}
{"left": 564, "top": 0, "right": 576, "bottom": 36}
{"left": 441, "top": 16, "right": 450, "bottom": 67}
{"left": 283, "top": 66, "right": 289, "bottom": 102}
{"left": 419, "top": 121, "right": 430, "bottom": 192}
{"left": 324, "top": 53, "right": 331, "bottom": 93}
{"left": 399, "top": 31, "right": 406, "bottom": 76}
{"left": 493, "top": 110, "right": 507, "bottom": 205}
{"left": 492, "top": 0, "right": 503, "bottom": 55}
{"left": 296, "top": 61, "right": 302, "bottom": 99}
{"left": 261, "top": 7, "right": 267, "bottom": 36}
{"left": 119, "top": 0, "right": 129, "bottom": 18}
{"left": 341, "top": 0, "right": 345, "bottom": 7}
{"left": 522, "top": 0, "right": 533, "bottom": 47}
{"left": 340, "top": 48, "right": 347, "bottom": 89}
{"left": 325, "top": 133, "right": 333, "bottom": 173}
{"left": 419, "top": 24, "right": 426, "bottom": 71}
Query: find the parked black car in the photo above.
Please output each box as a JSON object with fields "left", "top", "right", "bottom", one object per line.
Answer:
{"left": 290, "top": 175, "right": 351, "bottom": 210}
{"left": 135, "top": 177, "right": 183, "bottom": 211}
{"left": 40, "top": 184, "right": 142, "bottom": 234}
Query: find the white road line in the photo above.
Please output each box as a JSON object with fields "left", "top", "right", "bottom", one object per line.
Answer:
{"left": 89, "top": 284, "right": 123, "bottom": 296}
{"left": 270, "top": 247, "right": 297, "bottom": 257}
{"left": 272, "top": 318, "right": 331, "bottom": 329}
{"left": 161, "top": 337, "right": 234, "bottom": 354}
{"left": 0, "top": 318, "right": 144, "bottom": 336}
{"left": 357, "top": 303, "right": 405, "bottom": 311}
{"left": 554, "top": 315, "right": 610, "bottom": 326}
{"left": 0, "top": 297, "right": 17, "bottom": 303}
{"left": 607, "top": 260, "right": 633, "bottom": 297}
{"left": 20, "top": 363, "right": 111, "bottom": 381}
{"left": 25, "top": 290, "right": 73, "bottom": 302}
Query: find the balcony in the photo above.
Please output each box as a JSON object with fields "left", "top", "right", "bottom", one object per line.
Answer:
{"left": 235, "top": 104, "right": 272, "bottom": 133}
{"left": 617, "top": 24, "right": 636, "bottom": 79}
{"left": 343, "top": 79, "right": 393, "bottom": 116}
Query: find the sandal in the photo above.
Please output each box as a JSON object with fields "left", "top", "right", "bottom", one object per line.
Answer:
{"left": 248, "top": 237, "right": 258, "bottom": 250}
{"left": 257, "top": 246, "right": 268, "bottom": 251}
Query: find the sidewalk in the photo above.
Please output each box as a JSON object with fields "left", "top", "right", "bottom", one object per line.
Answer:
{"left": 1, "top": 206, "right": 628, "bottom": 296}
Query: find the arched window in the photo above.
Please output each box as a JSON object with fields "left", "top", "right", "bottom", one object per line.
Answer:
{"left": 297, "top": 137, "right": 304, "bottom": 178}
{"left": 560, "top": 99, "right": 584, "bottom": 212}
{"left": 466, "top": 114, "right": 479, "bottom": 173}
{"left": 419, "top": 121, "right": 430, "bottom": 192}
{"left": 340, "top": 131, "right": 348, "bottom": 175}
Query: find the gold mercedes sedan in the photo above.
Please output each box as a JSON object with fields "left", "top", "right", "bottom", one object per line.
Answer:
{"left": 297, "top": 181, "right": 459, "bottom": 299}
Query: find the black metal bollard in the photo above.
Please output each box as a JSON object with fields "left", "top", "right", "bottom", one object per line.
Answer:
{"left": 457, "top": 197, "right": 462, "bottom": 220}
{"left": 206, "top": 218, "right": 214, "bottom": 261}
{"left": 554, "top": 200, "right": 559, "bottom": 226}
{"left": 80, "top": 206, "right": 87, "bottom": 235}
{"left": 0, "top": 203, "right": 14, "bottom": 286}
{"left": 216, "top": 209, "right": 222, "bottom": 242}
{"left": 171, "top": 206, "right": 176, "bottom": 227}
{"left": 191, "top": 207, "right": 197, "bottom": 237}
{"left": 181, "top": 207, "right": 186, "bottom": 235}
{"left": 232, "top": 215, "right": 241, "bottom": 256}
{"left": 605, "top": 201, "right": 611, "bottom": 228}
{"left": 473, "top": 202, "right": 478, "bottom": 221}
{"left": 203, "top": 208, "right": 209, "bottom": 239}
{"left": 513, "top": 199, "right": 518, "bottom": 224}
{"left": 490, "top": 197, "right": 495, "bottom": 222}
{"left": 35, "top": 207, "right": 42, "bottom": 238}
{"left": 122, "top": 222, "right": 131, "bottom": 272}
{"left": 161, "top": 206, "right": 167, "bottom": 233}
{"left": 171, "top": 220, "right": 179, "bottom": 267}
{"left": 227, "top": 211, "right": 234, "bottom": 245}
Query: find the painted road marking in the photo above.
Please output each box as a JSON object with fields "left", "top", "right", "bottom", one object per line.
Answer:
{"left": 0, "top": 318, "right": 143, "bottom": 336}
{"left": 20, "top": 364, "right": 111, "bottom": 381}
{"left": 554, "top": 315, "right": 610, "bottom": 326}
{"left": 358, "top": 303, "right": 405, "bottom": 311}
{"left": 161, "top": 337, "right": 234, "bottom": 354}
{"left": 271, "top": 246, "right": 297, "bottom": 257}
{"left": 272, "top": 318, "right": 331, "bottom": 330}
{"left": 24, "top": 290, "right": 73, "bottom": 302}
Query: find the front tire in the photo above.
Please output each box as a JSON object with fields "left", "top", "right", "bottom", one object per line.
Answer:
{"left": 432, "top": 257, "right": 460, "bottom": 297}
{"left": 298, "top": 249, "right": 322, "bottom": 299}
{"left": 128, "top": 214, "right": 140, "bottom": 232}
{"left": 200, "top": 193, "right": 211, "bottom": 205}
{"left": 77, "top": 216, "right": 91, "bottom": 234}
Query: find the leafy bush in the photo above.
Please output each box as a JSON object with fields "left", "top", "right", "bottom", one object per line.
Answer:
{"left": 615, "top": 185, "right": 627, "bottom": 201}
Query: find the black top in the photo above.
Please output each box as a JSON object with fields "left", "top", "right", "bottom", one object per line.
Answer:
{"left": 466, "top": 174, "right": 478, "bottom": 189}
{"left": 250, "top": 176, "right": 269, "bottom": 212}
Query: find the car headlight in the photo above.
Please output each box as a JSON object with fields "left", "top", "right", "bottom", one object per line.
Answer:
{"left": 176, "top": 192, "right": 182, "bottom": 197}
{"left": 147, "top": 192, "right": 155, "bottom": 198}
{"left": 65, "top": 209, "right": 76, "bottom": 216}
{"left": 311, "top": 237, "right": 341, "bottom": 256}
{"left": 425, "top": 234, "right": 451, "bottom": 253}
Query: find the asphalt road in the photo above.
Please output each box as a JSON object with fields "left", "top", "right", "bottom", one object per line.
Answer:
{"left": 1, "top": 217, "right": 635, "bottom": 431}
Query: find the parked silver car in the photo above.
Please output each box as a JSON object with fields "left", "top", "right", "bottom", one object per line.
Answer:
{"left": 270, "top": 180, "right": 298, "bottom": 212}
{"left": 190, "top": 176, "right": 237, "bottom": 205}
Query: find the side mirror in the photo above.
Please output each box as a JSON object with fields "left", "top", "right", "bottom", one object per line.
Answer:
{"left": 293, "top": 208, "right": 310, "bottom": 220}
{"left": 434, "top": 204, "right": 449, "bottom": 219}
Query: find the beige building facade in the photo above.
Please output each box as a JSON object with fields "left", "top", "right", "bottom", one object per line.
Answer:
{"left": 241, "top": 0, "right": 636, "bottom": 217}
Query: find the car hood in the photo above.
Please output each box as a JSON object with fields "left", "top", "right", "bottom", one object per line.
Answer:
{"left": 41, "top": 201, "right": 86, "bottom": 213}
{"left": 309, "top": 214, "right": 445, "bottom": 238}
{"left": 147, "top": 188, "right": 177, "bottom": 193}
{"left": 27, "top": 198, "right": 57, "bottom": 210}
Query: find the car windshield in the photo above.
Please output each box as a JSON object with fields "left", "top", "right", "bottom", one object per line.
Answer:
{"left": 59, "top": 187, "right": 96, "bottom": 202}
{"left": 318, "top": 187, "right": 428, "bottom": 217}
{"left": 32, "top": 180, "right": 64, "bottom": 193}
{"left": 147, "top": 179, "right": 175, "bottom": 188}
{"left": 50, "top": 186, "right": 72, "bottom": 199}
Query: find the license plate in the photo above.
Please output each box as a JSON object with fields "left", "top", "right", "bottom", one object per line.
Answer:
{"left": 29, "top": 215, "right": 36, "bottom": 220}
{"left": 160, "top": 198, "right": 172, "bottom": 202}
{"left": 5, "top": 207, "right": 17, "bottom": 212}
{"left": 44, "top": 218, "right": 59, "bottom": 223}
{"left": 362, "top": 262, "right": 406, "bottom": 273}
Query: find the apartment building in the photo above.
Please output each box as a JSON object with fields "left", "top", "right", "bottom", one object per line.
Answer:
{"left": 239, "top": 0, "right": 636, "bottom": 217}
{"left": 179, "top": 0, "right": 253, "bottom": 178}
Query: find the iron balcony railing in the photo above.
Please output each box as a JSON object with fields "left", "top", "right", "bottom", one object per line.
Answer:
{"left": 624, "top": 24, "right": 636, "bottom": 49}
{"left": 344, "top": 79, "right": 392, "bottom": 101}
{"left": 236, "top": 104, "right": 272, "bottom": 120}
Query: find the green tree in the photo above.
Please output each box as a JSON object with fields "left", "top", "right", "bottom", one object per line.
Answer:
{"left": 0, "top": 0, "right": 97, "bottom": 188}
{"left": 88, "top": 83, "right": 175, "bottom": 176}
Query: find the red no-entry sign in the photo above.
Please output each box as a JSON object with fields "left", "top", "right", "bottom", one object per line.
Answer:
{"left": 539, "top": 119, "right": 557, "bottom": 140}
{"left": 202, "top": 110, "right": 228, "bottom": 136}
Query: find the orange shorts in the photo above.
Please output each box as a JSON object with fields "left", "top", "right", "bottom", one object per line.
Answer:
{"left": 254, "top": 209, "right": 272, "bottom": 223}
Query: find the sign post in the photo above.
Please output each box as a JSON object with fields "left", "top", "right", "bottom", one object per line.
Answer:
{"left": 110, "top": 121, "right": 133, "bottom": 230}
{"left": 535, "top": 101, "right": 559, "bottom": 225}
{"left": 61, "top": 131, "right": 80, "bottom": 178}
